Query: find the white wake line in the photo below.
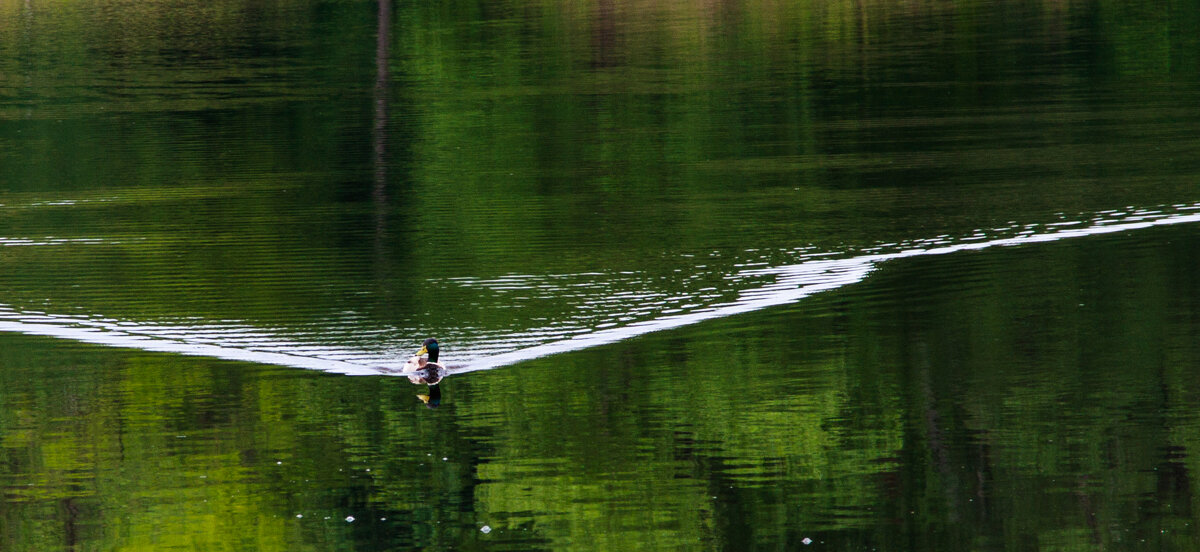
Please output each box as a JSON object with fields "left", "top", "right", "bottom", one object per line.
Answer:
{"left": 0, "top": 206, "right": 1197, "bottom": 377}
{"left": 0, "top": 319, "right": 386, "bottom": 376}
{"left": 453, "top": 208, "right": 1200, "bottom": 373}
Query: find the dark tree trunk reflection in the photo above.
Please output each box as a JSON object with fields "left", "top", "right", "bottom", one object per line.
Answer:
{"left": 373, "top": 0, "right": 392, "bottom": 237}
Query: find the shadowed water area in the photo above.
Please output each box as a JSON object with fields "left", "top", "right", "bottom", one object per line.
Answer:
{"left": 2, "top": 0, "right": 1200, "bottom": 549}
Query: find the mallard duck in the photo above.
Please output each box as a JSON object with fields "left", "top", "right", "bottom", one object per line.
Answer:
{"left": 402, "top": 337, "right": 445, "bottom": 385}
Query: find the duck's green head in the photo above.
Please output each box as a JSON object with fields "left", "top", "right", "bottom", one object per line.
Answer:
{"left": 415, "top": 338, "right": 440, "bottom": 362}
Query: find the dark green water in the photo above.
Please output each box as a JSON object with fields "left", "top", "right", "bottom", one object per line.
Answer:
{"left": 3, "top": 0, "right": 1200, "bottom": 549}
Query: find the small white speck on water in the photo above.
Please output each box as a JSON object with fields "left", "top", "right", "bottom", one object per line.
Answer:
{"left": 296, "top": 514, "right": 303, "bottom": 519}
{"left": 380, "top": 518, "right": 387, "bottom": 521}
{"left": 345, "top": 516, "right": 355, "bottom": 523}
{"left": 443, "top": 457, "right": 448, "bottom": 461}
{"left": 276, "top": 461, "right": 282, "bottom": 465}
{"left": 480, "top": 525, "right": 492, "bottom": 534}
{"left": 802, "top": 537, "right": 812, "bottom": 545}
{"left": 365, "top": 468, "right": 371, "bottom": 472}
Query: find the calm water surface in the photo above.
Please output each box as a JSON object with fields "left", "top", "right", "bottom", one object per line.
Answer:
{"left": 2, "top": 0, "right": 1200, "bottom": 549}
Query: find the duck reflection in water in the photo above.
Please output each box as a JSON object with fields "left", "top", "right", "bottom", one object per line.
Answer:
{"left": 416, "top": 384, "right": 442, "bottom": 409}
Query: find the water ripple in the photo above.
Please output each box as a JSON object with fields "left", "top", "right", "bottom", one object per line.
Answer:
{"left": 0, "top": 202, "right": 1198, "bottom": 375}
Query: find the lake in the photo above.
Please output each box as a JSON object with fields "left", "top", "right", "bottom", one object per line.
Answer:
{"left": 2, "top": 0, "right": 1200, "bottom": 549}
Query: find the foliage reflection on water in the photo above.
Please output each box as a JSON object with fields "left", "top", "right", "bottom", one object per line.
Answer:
{"left": 2, "top": 0, "right": 1200, "bottom": 550}
{"left": 3, "top": 0, "right": 1200, "bottom": 366}
{"left": 3, "top": 225, "right": 1200, "bottom": 550}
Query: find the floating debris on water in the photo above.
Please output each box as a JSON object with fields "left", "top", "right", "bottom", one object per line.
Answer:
{"left": 480, "top": 525, "right": 492, "bottom": 534}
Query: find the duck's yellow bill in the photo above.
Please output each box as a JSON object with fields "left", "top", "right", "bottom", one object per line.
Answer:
{"left": 417, "top": 394, "right": 431, "bottom": 404}
{"left": 416, "top": 345, "right": 428, "bottom": 356}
